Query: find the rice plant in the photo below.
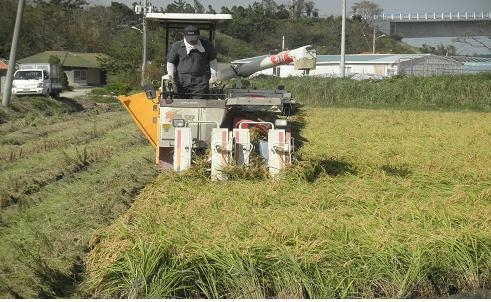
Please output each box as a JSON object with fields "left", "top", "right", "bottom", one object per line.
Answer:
{"left": 82, "top": 107, "right": 491, "bottom": 298}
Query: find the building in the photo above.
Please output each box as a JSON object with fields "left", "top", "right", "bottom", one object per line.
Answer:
{"left": 449, "top": 56, "right": 491, "bottom": 74}
{"left": 0, "top": 59, "right": 9, "bottom": 93}
{"left": 0, "top": 59, "right": 8, "bottom": 72}
{"left": 233, "top": 54, "right": 467, "bottom": 78}
{"left": 17, "top": 51, "right": 106, "bottom": 87}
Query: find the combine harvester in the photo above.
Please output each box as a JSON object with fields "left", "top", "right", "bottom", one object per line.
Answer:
{"left": 119, "top": 13, "right": 316, "bottom": 179}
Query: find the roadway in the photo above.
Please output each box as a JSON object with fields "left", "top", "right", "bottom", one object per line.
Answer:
{"left": 60, "top": 87, "right": 93, "bottom": 99}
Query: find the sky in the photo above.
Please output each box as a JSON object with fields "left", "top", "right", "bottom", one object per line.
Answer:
{"left": 86, "top": 0, "right": 491, "bottom": 54}
{"left": 86, "top": 0, "right": 491, "bottom": 16}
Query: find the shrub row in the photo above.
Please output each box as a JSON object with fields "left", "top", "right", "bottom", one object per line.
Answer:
{"left": 250, "top": 73, "right": 491, "bottom": 111}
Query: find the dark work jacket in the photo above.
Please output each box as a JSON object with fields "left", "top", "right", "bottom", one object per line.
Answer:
{"left": 167, "top": 39, "right": 217, "bottom": 78}
{"left": 166, "top": 39, "right": 217, "bottom": 97}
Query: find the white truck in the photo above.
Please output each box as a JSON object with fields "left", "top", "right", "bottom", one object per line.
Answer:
{"left": 11, "top": 63, "right": 63, "bottom": 97}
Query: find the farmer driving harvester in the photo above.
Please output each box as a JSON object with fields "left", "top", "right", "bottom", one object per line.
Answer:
{"left": 119, "top": 13, "right": 317, "bottom": 178}
{"left": 166, "top": 25, "right": 218, "bottom": 99}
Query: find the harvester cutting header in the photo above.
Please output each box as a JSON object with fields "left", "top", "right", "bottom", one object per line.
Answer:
{"left": 118, "top": 13, "right": 316, "bottom": 179}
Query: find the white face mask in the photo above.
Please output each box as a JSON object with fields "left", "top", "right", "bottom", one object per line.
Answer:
{"left": 183, "top": 38, "right": 205, "bottom": 54}
{"left": 185, "top": 35, "right": 199, "bottom": 45}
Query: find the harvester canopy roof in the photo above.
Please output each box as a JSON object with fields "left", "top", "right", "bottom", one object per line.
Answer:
{"left": 146, "top": 13, "right": 232, "bottom": 28}
{"left": 148, "top": 13, "right": 233, "bottom": 58}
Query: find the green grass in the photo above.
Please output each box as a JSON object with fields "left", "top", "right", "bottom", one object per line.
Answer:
{"left": 0, "top": 144, "right": 157, "bottom": 297}
{"left": 0, "top": 96, "right": 158, "bottom": 298}
{"left": 0, "top": 112, "right": 144, "bottom": 208}
{"left": 0, "top": 111, "right": 129, "bottom": 163}
{"left": 82, "top": 107, "right": 491, "bottom": 298}
{"left": 249, "top": 73, "right": 491, "bottom": 111}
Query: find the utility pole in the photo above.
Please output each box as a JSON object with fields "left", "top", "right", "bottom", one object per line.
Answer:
{"left": 141, "top": 0, "right": 148, "bottom": 87}
{"left": 340, "top": 0, "right": 346, "bottom": 78}
{"left": 372, "top": 24, "right": 376, "bottom": 54}
{"left": 2, "top": 0, "right": 26, "bottom": 107}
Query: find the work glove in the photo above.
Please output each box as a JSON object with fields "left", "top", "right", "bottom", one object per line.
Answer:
{"left": 167, "top": 75, "right": 174, "bottom": 92}
{"left": 209, "top": 75, "right": 223, "bottom": 88}
{"left": 209, "top": 75, "right": 217, "bottom": 84}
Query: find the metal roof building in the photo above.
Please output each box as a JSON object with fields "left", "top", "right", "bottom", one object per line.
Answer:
{"left": 449, "top": 56, "right": 491, "bottom": 74}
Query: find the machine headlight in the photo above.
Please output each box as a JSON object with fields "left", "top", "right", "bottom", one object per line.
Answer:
{"left": 37, "top": 83, "right": 43, "bottom": 88}
{"left": 172, "top": 119, "right": 185, "bottom": 128}
{"left": 274, "top": 119, "right": 288, "bottom": 127}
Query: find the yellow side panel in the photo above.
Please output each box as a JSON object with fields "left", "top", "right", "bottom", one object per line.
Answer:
{"left": 118, "top": 92, "right": 159, "bottom": 148}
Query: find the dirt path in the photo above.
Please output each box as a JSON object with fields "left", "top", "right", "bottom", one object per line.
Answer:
{"left": 60, "top": 88, "right": 93, "bottom": 99}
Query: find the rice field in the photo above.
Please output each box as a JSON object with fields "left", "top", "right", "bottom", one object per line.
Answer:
{"left": 1, "top": 74, "right": 490, "bottom": 298}
{"left": 0, "top": 97, "right": 158, "bottom": 298}
{"left": 82, "top": 107, "right": 491, "bottom": 298}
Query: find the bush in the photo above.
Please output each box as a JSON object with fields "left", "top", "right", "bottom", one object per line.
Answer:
{"left": 249, "top": 73, "right": 491, "bottom": 111}
{"left": 92, "top": 83, "right": 132, "bottom": 96}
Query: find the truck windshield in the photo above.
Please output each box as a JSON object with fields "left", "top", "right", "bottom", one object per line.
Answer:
{"left": 14, "top": 70, "right": 43, "bottom": 80}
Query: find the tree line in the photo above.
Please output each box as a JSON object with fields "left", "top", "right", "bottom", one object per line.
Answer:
{"left": 0, "top": 0, "right": 416, "bottom": 86}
